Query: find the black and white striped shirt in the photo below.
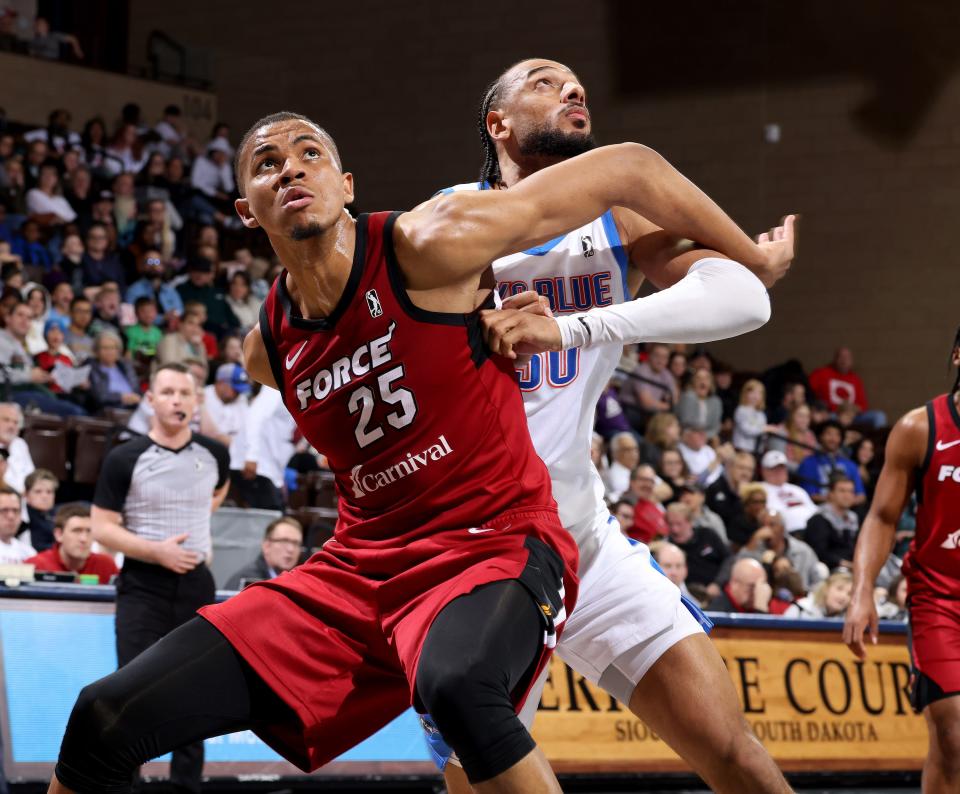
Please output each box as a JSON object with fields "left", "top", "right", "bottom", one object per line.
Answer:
{"left": 94, "top": 434, "right": 229, "bottom": 561}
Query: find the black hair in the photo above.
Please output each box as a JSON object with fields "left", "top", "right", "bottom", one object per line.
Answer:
{"left": 478, "top": 75, "right": 508, "bottom": 186}
{"left": 234, "top": 111, "right": 341, "bottom": 196}
{"left": 69, "top": 295, "right": 92, "bottom": 309}
{"left": 133, "top": 296, "right": 156, "bottom": 310}
{"left": 827, "top": 472, "right": 855, "bottom": 491}
{"left": 951, "top": 324, "right": 960, "bottom": 394}
{"left": 163, "top": 104, "right": 181, "bottom": 117}
{"left": 815, "top": 418, "right": 843, "bottom": 438}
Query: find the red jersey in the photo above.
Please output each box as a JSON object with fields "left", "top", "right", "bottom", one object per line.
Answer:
{"left": 25, "top": 547, "right": 118, "bottom": 584}
{"left": 903, "top": 393, "right": 960, "bottom": 598}
{"left": 809, "top": 365, "right": 869, "bottom": 412}
{"left": 259, "top": 211, "right": 574, "bottom": 575}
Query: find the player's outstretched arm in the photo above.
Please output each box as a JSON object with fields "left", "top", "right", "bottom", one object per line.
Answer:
{"left": 843, "top": 409, "right": 925, "bottom": 659}
{"left": 395, "top": 143, "right": 770, "bottom": 289}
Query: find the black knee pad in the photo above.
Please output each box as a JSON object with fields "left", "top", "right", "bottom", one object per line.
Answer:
{"left": 55, "top": 676, "right": 147, "bottom": 793}
{"left": 417, "top": 651, "right": 535, "bottom": 783}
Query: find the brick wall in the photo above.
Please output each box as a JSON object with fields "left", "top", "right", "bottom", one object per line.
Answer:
{"left": 125, "top": 0, "right": 960, "bottom": 418}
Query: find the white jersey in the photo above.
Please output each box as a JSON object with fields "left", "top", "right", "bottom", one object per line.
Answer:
{"left": 444, "top": 181, "right": 630, "bottom": 567}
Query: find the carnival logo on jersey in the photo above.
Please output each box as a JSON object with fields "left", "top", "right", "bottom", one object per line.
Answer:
{"left": 580, "top": 234, "right": 595, "bottom": 258}
{"left": 350, "top": 435, "right": 453, "bottom": 498}
{"left": 942, "top": 529, "right": 960, "bottom": 550}
{"left": 365, "top": 289, "right": 383, "bottom": 318}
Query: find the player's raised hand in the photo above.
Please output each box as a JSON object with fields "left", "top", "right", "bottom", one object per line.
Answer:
{"left": 753, "top": 214, "right": 799, "bottom": 289}
{"left": 842, "top": 590, "right": 879, "bottom": 660}
{"left": 480, "top": 307, "right": 562, "bottom": 360}
{"left": 154, "top": 533, "right": 200, "bottom": 574}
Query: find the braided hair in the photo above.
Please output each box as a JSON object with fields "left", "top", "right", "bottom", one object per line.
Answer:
{"left": 478, "top": 76, "right": 506, "bottom": 186}
{"left": 951, "top": 324, "right": 960, "bottom": 394}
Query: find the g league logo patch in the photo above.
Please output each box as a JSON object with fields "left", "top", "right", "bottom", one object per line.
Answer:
{"left": 365, "top": 289, "right": 383, "bottom": 318}
{"left": 581, "top": 235, "right": 595, "bottom": 258}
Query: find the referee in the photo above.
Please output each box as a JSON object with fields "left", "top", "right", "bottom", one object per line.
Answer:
{"left": 92, "top": 362, "right": 230, "bottom": 794}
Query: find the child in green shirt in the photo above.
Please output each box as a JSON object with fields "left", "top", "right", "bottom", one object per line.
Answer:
{"left": 124, "top": 297, "right": 163, "bottom": 358}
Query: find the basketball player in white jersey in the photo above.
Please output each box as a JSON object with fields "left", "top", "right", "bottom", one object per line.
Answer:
{"left": 423, "top": 59, "right": 796, "bottom": 793}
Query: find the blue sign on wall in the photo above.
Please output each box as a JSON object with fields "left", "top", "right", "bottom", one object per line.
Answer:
{"left": 0, "top": 609, "right": 430, "bottom": 765}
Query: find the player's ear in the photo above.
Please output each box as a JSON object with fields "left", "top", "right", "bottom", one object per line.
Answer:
{"left": 487, "top": 108, "right": 509, "bottom": 141}
{"left": 234, "top": 197, "right": 260, "bottom": 230}
{"left": 341, "top": 171, "right": 355, "bottom": 206}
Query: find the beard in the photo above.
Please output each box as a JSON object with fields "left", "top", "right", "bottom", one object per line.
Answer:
{"left": 517, "top": 124, "right": 596, "bottom": 159}
{"left": 290, "top": 222, "right": 324, "bottom": 241}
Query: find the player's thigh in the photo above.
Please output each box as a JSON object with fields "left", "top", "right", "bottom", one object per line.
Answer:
{"left": 627, "top": 631, "right": 748, "bottom": 755}
{"left": 557, "top": 525, "right": 681, "bottom": 686}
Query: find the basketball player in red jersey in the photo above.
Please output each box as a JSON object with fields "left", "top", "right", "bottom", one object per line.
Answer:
{"left": 845, "top": 331, "right": 960, "bottom": 793}
{"left": 49, "top": 113, "right": 793, "bottom": 794}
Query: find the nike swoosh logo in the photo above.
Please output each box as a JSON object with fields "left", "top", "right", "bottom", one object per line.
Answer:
{"left": 467, "top": 524, "right": 511, "bottom": 535}
{"left": 937, "top": 439, "right": 960, "bottom": 451}
{"left": 285, "top": 341, "right": 308, "bottom": 370}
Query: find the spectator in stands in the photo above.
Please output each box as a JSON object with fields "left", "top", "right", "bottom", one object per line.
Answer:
{"left": 676, "top": 368, "right": 722, "bottom": 442}
{"left": 1, "top": 158, "right": 26, "bottom": 216}
{"left": 80, "top": 222, "right": 124, "bottom": 290}
{"left": 225, "top": 271, "right": 261, "bottom": 332}
{"left": 610, "top": 500, "right": 634, "bottom": 533}
{"left": 658, "top": 448, "right": 692, "bottom": 503}
{"left": 29, "top": 16, "right": 83, "bottom": 60}
{"left": 850, "top": 437, "right": 879, "bottom": 511}
{"left": 48, "top": 283, "right": 74, "bottom": 326}
{"left": 10, "top": 219, "right": 52, "bottom": 269}
{"left": 707, "top": 557, "right": 773, "bottom": 614}
{"left": 64, "top": 296, "right": 95, "bottom": 361}
{"left": 111, "top": 172, "right": 138, "bottom": 246}
{"left": 626, "top": 342, "right": 676, "bottom": 418}
{"left": 639, "top": 411, "right": 680, "bottom": 469}
{"left": 25, "top": 503, "right": 118, "bottom": 583}
{"left": 796, "top": 419, "right": 865, "bottom": 504}
{"left": 51, "top": 239, "right": 81, "bottom": 292}
{"left": 177, "top": 258, "right": 238, "bottom": 338}
{"left": 203, "top": 364, "right": 250, "bottom": 448}
{"left": 0, "top": 403, "right": 33, "bottom": 493}
{"left": 0, "top": 301, "right": 84, "bottom": 416}
{"left": 23, "top": 141, "right": 48, "bottom": 190}
{"left": 733, "top": 379, "right": 772, "bottom": 452}
{"left": 26, "top": 163, "right": 76, "bottom": 228}
{"left": 738, "top": 510, "right": 823, "bottom": 591}
{"left": 625, "top": 464, "right": 668, "bottom": 543}
{"left": 595, "top": 380, "right": 632, "bottom": 441}
{"left": 19, "top": 468, "right": 57, "bottom": 550}
{"left": 809, "top": 347, "right": 886, "bottom": 428}
{"left": 785, "top": 571, "right": 852, "bottom": 619}
{"left": 653, "top": 542, "right": 689, "bottom": 594}
{"left": 230, "top": 385, "right": 296, "bottom": 510}
{"left": 603, "top": 431, "right": 640, "bottom": 501}
{"left": 80, "top": 117, "right": 107, "bottom": 170}
{"left": 804, "top": 475, "right": 860, "bottom": 570}
{"left": 153, "top": 105, "right": 192, "bottom": 159}
{"left": 63, "top": 165, "right": 93, "bottom": 225}
{"left": 678, "top": 423, "right": 719, "bottom": 484}
{"left": 0, "top": 486, "right": 33, "bottom": 564}
{"left": 22, "top": 283, "right": 49, "bottom": 354}
{"left": 768, "top": 402, "right": 817, "bottom": 472}
{"left": 89, "top": 282, "right": 124, "bottom": 338}
{"left": 877, "top": 574, "right": 908, "bottom": 621}
{"left": 103, "top": 125, "right": 148, "bottom": 178}
{"left": 124, "top": 249, "right": 184, "bottom": 324}
{"left": 156, "top": 309, "right": 206, "bottom": 367}
{"left": 224, "top": 517, "right": 304, "bottom": 590}
{"left": 767, "top": 380, "right": 806, "bottom": 426}
{"left": 665, "top": 501, "right": 728, "bottom": 593}
{"left": 35, "top": 318, "right": 78, "bottom": 394}
{"left": 758, "top": 450, "right": 816, "bottom": 534}
{"left": 677, "top": 483, "right": 728, "bottom": 544}
{"left": 125, "top": 297, "right": 162, "bottom": 360}
{"left": 713, "top": 362, "right": 738, "bottom": 425}
{"left": 729, "top": 482, "right": 769, "bottom": 550}
{"left": 189, "top": 139, "right": 237, "bottom": 226}
{"left": 667, "top": 351, "right": 688, "bottom": 384}
{"left": 24, "top": 109, "right": 80, "bottom": 155}
{"left": 88, "top": 329, "right": 141, "bottom": 414}
{"left": 705, "top": 450, "right": 755, "bottom": 529}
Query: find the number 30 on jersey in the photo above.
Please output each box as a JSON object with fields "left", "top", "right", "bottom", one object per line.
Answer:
{"left": 517, "top": 349, "right": 580, "bottom": 392}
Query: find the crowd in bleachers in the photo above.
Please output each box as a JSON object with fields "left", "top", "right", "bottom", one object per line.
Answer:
{"left": 596, "top": 341, "right": 907, "bottom": 620}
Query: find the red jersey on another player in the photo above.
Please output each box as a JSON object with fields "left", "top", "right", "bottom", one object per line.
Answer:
{"left": 903, "top": 393, "right": 960, "bottom": 599}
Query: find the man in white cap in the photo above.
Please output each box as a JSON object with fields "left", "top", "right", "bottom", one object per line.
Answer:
{"left": 759, "top": 449, "right": 816, "bottom": 535}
